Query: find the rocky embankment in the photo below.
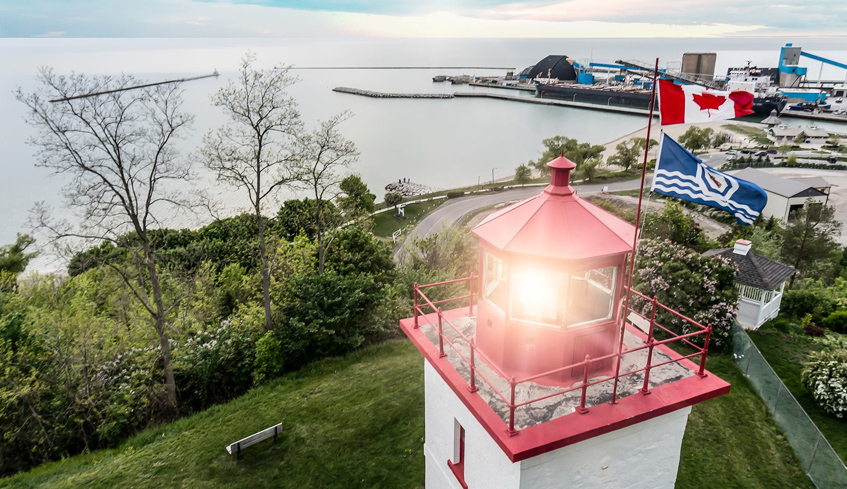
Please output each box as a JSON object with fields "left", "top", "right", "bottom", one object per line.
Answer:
{"left": 333, "top": 87, "right": 453, "bottom": 99}
{"left": 385, "top": 180, "right": 438, "bottom": 197}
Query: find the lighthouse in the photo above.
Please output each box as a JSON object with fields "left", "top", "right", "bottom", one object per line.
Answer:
{"left": 400, "top": 154, "right": 730, "bottom": 489}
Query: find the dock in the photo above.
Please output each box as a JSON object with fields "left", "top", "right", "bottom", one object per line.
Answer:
{"left": 781, "top": 111, "right": 847, "bottom": 123}
{"left": 452, "top": 92, "right": 653, "bottom": 116}
{"left": 333, "top": 86, "right": 655, "bottom": 116}
{"left": 332, "top": 87, "right": 453, "bottom": 99}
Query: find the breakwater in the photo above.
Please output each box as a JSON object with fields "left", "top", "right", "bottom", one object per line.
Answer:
{"left": 333, "top": 86, "right": 654, "bottom": 116}
{"left": 453, "top": 92, "right": 653, "bottom": 116}
{"left": 385, "top": 180, "right": 439, "bottom": 197}
{"left": 332, "top": 87, "right": 453, "bottom": 99}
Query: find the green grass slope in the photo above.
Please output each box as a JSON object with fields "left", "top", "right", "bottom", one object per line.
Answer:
{"left": 1, "top": 340, "right": 814, "bottom": 489}
{"left": 749, "top": 331, "right": 847, "bottom": 463}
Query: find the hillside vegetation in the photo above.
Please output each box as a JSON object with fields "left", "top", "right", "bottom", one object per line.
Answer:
{"left": 1, "top": 340, "right": 814, "bottom": 489}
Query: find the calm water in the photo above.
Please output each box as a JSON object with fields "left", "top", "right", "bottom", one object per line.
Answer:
{"left": 2, "top": 38, "right": 846, "bottom": 270}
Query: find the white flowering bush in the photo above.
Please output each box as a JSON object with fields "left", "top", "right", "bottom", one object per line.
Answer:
{"left": 631, "top": 239, "right": 738, "bottom": 351}
{"left": 802, "top": 349, "right": 847, "bottom": 418}
{"left": 173, "top": 317, "right": 258, "bottom": 412}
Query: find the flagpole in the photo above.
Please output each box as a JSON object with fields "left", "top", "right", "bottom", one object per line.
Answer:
{"left": 610, "top": 57, "right": 659, "bottom": 404}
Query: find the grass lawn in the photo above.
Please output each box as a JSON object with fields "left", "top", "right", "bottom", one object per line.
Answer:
{"left": 749, "top": 330, "right": 847, "bottom": 463}
{"left": 722, "top": 124, "right": 773, "bottom": 146}
{"left": 1, "top": 340, "right": 815, "bottom": 489}
{"left": 372, "top": 200, "right": 444, "bottom": 238}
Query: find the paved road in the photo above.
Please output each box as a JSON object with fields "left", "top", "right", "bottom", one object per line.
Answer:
{"left": 405, "top": 177, "right": 650, "bottom": 245}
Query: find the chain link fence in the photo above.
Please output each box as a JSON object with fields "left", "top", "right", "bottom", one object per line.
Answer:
{"left": 733, "top": 324, "right": 847, "bottom": 489}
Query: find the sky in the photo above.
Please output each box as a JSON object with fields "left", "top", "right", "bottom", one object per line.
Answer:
{"left": 0, "top": 0, "right": 844, "bottom": 38}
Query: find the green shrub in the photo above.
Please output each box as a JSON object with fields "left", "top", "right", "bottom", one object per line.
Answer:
{"left": 446, "top": 191, "right": 465, "bottom": 199}
{"left": 822, "top": 310, "right": 847, "bottom": 334}
{"left": 802, "top": 349, "right": 847, "bottom": 418}
{"left": 276, "top": 272, "right": 392, "bottom": 371}
{"left": 781, "top": 289, "right": 835, "bottom": 322}
{"left": 253, "top": 330, "right": 286, "bottom": 384}
{"left": 760, "top": 316, "right": 795, "bottom": 334}
{"left": 173, "top": 319, "right": 258, "bottom": 413}
{"left": 632, "top": 239, "right": 737, "bottom": 351}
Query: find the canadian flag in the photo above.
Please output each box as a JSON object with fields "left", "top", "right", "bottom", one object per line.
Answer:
{"left": 658, "top": 79, "right": 755, "bottom": 125}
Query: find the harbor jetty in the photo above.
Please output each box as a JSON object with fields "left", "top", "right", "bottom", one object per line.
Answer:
{"left": 333, "top": 87, "right": 453, "bottom": 99}
{"left": 385, "top": 180, "right": 438, "bottom": 197}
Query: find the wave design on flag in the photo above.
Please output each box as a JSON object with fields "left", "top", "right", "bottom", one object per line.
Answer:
{"left": 653, "top": 171, "right": 757, "bottom": 224}
{"left": 650, "top": 133, "right": 767, "bottom": 225}
{"left": 653, "top": 169, "right": 760, "bottom": 223}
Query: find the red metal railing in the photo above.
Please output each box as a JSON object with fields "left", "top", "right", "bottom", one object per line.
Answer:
{"left": 412, "top": 277, "right": 712, "bottom": 435}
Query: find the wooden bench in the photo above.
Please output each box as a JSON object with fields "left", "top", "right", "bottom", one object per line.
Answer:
{"left": 225, "top": 423, "right": 282, "bottom": 459}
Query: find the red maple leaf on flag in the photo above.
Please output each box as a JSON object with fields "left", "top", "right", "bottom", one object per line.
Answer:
{"left": 692, "top": 92, "right": 726, "bottom": 117}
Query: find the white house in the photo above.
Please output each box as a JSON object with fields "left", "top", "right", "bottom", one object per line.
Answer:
{"left": 733, "top": 168, "right": 829, "bottom": 222}
{"left": 767, "top": 124, "right": 829, "bottom": 146}
{"left": 704, "top": 240, "right": 796, "bottom": 330}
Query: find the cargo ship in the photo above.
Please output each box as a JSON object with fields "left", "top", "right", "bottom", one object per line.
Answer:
{"left": 527, "top": 55, "right": 786, "bottom": 115}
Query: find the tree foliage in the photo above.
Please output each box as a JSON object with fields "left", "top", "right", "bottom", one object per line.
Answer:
{"left": 514, "top": 164, "right": 532, "bottom": 184}
{"left": 17, "top": 67, "right": 195, "bottom": 413}
{"left": 338, "top": 174, "right": 376, "bottom": 217}
{"left": 202, "top": 52, "right": 302, "bottom": 331}
{"left": 606, "top": 137, "right": 658, "bottom": 173}
{"left": 0, "top": 234, "right": 38, "bottom": 275}
{"left": 678, "top": 126, "right": 712, "bottom": 151}
{"left": 642, "top": 200, "right": 712, "bottom": 252}
{"left": 631, "top": 238, "right": 737, "bottom": 351}
{"left": 293, "top": 111, "right": 359, "bottom": 275}
{"left": 531, "top": 136, "right": 604, "bottom": 175}
{"left": 780, "top": 201, "right": 842, "bottom": 287}
{"left": 384, "top": 191, "right": 403, "bottom": 210}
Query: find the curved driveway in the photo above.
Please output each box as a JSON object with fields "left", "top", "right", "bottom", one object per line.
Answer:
{"left": 406, "top": 176, "right": 650, "bottom": 243}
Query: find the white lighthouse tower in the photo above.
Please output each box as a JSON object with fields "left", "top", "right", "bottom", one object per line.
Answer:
{"left": 400, "top": 154, "right": 730, "bottom": 489}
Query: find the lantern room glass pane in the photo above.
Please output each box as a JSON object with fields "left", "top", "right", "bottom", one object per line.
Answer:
{"left": 565, "top": 266, "right": 617, "bottom": 327}
{"left": 509, "top": 266, "right": 567, "bottom": 326}
{"left": 483, "top": 251, "right": 507, "bottom": 312}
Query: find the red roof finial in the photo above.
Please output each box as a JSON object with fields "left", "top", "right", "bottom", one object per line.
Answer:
{"left": 546, "top": 152, "right": 576, "bottom": 194}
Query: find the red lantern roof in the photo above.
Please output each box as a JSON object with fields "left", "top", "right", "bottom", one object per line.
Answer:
{"left": 472, "top": 155, "right": 635, "bottom": 261}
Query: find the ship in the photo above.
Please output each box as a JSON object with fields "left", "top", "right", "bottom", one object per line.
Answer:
{"left": 526, "top": 55, "right": 787, "bottom": 116}
{"left": 723, "top": 66, "right": 787, "bottom": 116}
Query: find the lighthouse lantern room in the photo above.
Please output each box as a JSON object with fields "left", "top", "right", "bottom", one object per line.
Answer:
{"left": 400, "top": 153, "right": 731, "bottom": 489}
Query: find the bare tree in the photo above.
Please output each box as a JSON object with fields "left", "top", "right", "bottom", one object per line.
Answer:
{"left": 201, "top": 53, "right": 302, "bottom": 330}
{"left": 16, "top": 68, "right": 195, "bottom": 414}
{"left": 294, "top": 111, "right": 359, "bottom": 274}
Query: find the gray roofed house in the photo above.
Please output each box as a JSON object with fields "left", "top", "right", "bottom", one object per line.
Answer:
{"left": 704, "top": 240, "right": 795, "bottom": 329}
{"left": 767, "top": 124, "right": 829, "bottom": 146}
{"left": 733, "top": 168, "right": 829, "bottom": 222}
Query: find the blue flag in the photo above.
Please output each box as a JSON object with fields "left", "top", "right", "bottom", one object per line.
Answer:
{"left": 651, "top": 133, "right": 767, "bottom": 225}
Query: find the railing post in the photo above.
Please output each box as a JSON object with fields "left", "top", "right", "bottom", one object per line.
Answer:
{"left": 437, "top": 307, "right": 446, "bottom": 358}
{"left": 468, "top": 275, "right": 475, "bottom": 316}
{"left": 640, "top": 296, "right": 658, "bottom": 395}
{"left": 508, "top": 377, "right": 518, "bottom": 436}
{"left": 468, "top": 338, "right": 479, "bottom": 393}
{"left": 807, "top": 432, "right": 822, "bottom": 475}
{"left": 697, "top": 324, "right": 711, "bottom": 377}
{"left": 772, "top": 383, "right": 783, "bottom": 415}
{"left": 413, "top": 282, "right": 419, "bottom": 329}
{"left": 576, "top": 354, "right": 591, "bottom": 414}
{"left": 648, "top": 296, "right": 658, "bottom": 338}
{"left": 610, "top": 301, "right": 627, "bottom": 405}
{"left": 641, "top": 338, "right": 655, "bottom": 395}
{"left": 744, "top": 339, "right": 753, "bottom": 375}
